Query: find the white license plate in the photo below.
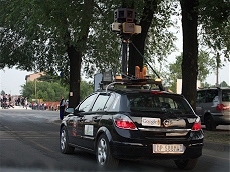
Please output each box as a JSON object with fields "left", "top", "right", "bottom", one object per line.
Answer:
{"left": 142, "top": 117, "right": 161, "bottom": 126}
{"left": 153, "top": 144, "right": 184, "bottom": 154}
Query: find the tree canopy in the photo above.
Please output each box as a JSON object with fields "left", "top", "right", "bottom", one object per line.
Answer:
{"left": 0, "top": 0, "right": 177, "bottom": 106}
{"left": 21, "top": 79, "right": 93, "bottom": 103}
{"left": 166, "top": 51, "right": 216, "bottom": 92}
{"left": 0, "top": 0, "right": 229, "bottom": 108}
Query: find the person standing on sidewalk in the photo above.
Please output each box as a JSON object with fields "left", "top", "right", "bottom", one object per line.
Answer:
{"left": 60, "top": 96, "right": 66, "bottom": 120}
{"left": 8, "top": 94, "right": 14, "bottom": 108}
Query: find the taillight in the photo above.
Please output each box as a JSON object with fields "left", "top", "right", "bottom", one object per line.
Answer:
{"left": 216, "top": 104, "right": 229, "bottom": 111}
{"left": 113, "top": 115, "right": 137, "bottom": 130}
{"left": 192, "top": 117, "right": 202, "bottom": 131}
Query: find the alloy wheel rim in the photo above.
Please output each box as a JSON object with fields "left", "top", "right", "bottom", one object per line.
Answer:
{"left": 61, "top": 129, "right": 66, "bottom": 150}
{"left": 97, "top": 138, "right": 107, "bottom": 165}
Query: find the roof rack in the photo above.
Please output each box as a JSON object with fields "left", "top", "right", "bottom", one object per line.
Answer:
{"left": 104, "top": 77, "right": 164, "bottom": 93}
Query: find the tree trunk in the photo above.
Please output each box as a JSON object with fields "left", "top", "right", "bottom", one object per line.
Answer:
{"left": 180, "top": 0, "right": 198, "bottom": 110}
{"left": 128, "top": 0, "right": 157, "bottom": 76}
{"left": 67, "top": 46, "right": 82, "bottom": 108}
{"left": 66, "top": 0, "right": 93, "bottom": 107}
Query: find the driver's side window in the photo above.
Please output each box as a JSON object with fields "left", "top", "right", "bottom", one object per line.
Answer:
{"left": 79, "top": 94, "right": 97, "bottom": 112}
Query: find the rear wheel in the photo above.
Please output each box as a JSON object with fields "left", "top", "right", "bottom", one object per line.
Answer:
{"left": 60, "top": 126, "right": 75, "bottom": 154}
{"left": 174, "top": 158, "right": 198, "bottom": 170}
{"left": 96, "top": 134, "right": 119, "bottom": 169}
{"left": 205, "top": 116, "right": 216, "bottom": 131}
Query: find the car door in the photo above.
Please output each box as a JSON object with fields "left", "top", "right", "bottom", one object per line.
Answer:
{"left": 69, "top": 93, "right": 98, "bottom": 146}
{"left": 80, "top": 93, "right": 111, "bottom": 150}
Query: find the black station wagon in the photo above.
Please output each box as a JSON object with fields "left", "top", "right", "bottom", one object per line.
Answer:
{"left": 60, "top": 81, "right": 203, "bottom": 170}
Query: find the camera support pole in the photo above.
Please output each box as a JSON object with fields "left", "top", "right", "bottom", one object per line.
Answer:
{"left": 111, "top": 8, "right": 141, "bottom": 79}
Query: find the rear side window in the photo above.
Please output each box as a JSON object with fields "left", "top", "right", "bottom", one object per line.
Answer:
{"left": 222, "top": 90, "right": 230, "bottom": 102}
{"left": 205, "top": 90, "right": 218, "bottom": 103}
{"left": 126, "top": 93, "right": 192, "bottom": 113}
{"left": 197, "top": 91, "right": 206, "bottom": 103}
{"left": 92, "top": 94, "right": 110, "bottom": 111}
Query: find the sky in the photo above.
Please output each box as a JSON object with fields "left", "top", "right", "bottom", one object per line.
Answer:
{"left": 0, "top": 67, "right": 32, "bottom": 95}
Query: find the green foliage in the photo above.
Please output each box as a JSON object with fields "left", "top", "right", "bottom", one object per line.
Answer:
{"left": 1, "top": 90, "right": 6, "bottom": 95}
{"left": 165, "top": 51, "right": 216, "bottom": 92}
{"left": 220, "top": 81, "right": 230, "bottom": 87}
{"left": 80, "top": 81, "right": 94, "bottom": 101}
{"left": 21, "top": 81, "right": 69, "bottom": 102}
{"left": 199, "top": 0, "right": 230, "bottom": 60}
{"left": 0, "top": 0, "right": 228, "bottom": 107}
{"left": 146, "top": 0, "right": 179, "bottom": 63}
{"left": 0, "top": 0, "right": 179, "bottom": 79}
{"left": 21, "top": 79, "right": 93, "bottom": 102}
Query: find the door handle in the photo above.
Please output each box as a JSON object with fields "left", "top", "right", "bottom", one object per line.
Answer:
{"left": 93, "top": 116, "right": 101, "bottom": 122}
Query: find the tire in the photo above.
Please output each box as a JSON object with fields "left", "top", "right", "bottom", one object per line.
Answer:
{"left": 60, "top": 126, "right": 75, "bottom": 154}
{"left": 205, "top": 116, "right": 216, "bottom": 131}
{"left": 96, "top": 134, "right": 119, "bottom": 169}
{"left": 174, "top": 158, "right": 198, "bottom": 170}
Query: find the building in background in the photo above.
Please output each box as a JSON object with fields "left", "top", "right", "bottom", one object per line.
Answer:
{"left": 25, "top": 72, "right": 45, "bottom": 82}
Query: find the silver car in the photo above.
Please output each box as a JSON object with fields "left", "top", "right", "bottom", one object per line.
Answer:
{"left": 196, "top": 87, "right": 230, "bottom": 130}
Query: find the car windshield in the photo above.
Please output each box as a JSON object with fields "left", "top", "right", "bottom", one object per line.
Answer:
{"left": 222, "top": 89, "right": 230, "bottom": 102}
{"left": 126, "top": 93, "right": 193, "bottom": 114}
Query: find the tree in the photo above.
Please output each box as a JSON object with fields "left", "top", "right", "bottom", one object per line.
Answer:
{"left": 179, "top": 0, "right": 229, "bottom": 109}
{"left": 199, "top": 0, "right": 230, "bottom": 60}
{"left": 21, "top": 81, "right": 69, "bottom": 102}
{"left": 1, "top": 0, "right": 228, "bottom": 110}
{"left": 180, "top": 0, "right": 199, "bottom": 109}
{"left": 118, "top": 0, "right": 177, "bottom": 77}
{"left": 21, "top": 79, "right": 93, "bottom": 103}
{"left": 0, "top": 0, "right": 94, "bottom": 107}
{"left": 199, "top": 0, "right": 230, "bottom": 87}
{"left": 166, "top": 51, "right": 216, "bottom": 92}
{"left": 0, "top": 0, "right": 177, "bottom": 107}
{"left": 1, "top": 90, "right": 6, "bottom": 95}
{"left": 80, "top": 81, "right": 94, "bottom": 101}
{"left": 220, "top": 81, "right": 229, "bottom": 87}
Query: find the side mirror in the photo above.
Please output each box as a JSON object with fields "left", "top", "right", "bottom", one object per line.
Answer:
{"left": 74, "top": 108, "right": 84, "bottom": 117}
{"left": 64, "top": 107, "right": 74, "bottom": 116}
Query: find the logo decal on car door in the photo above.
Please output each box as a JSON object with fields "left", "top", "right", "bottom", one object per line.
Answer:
{"left": 85, "top": 125, "right": 94, "bottom": 136}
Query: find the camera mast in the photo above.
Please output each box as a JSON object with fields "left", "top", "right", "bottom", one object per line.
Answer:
{"left": 94, "top": 8, "right": 164, "bottom": 91}
{"left": 111, "top": 8, "right": 141, "bottom": 79}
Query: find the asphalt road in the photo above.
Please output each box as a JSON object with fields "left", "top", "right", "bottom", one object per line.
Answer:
{"left": 0, "top": 108, "right": 229, "bottom": 172}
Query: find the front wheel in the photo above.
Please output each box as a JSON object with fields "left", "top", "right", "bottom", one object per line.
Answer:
{"left": 60, "top": 126, "right": 75, "bottom": 154}
{"left": 96, "top": 134, "right": 119, "bottom": 169}
{"left": 174, "top": 158, "right": 198, "bottom": 170}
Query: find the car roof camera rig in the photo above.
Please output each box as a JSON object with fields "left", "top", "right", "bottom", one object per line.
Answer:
{"left": 97, "top": 8, "right": 164, "bottom": 91}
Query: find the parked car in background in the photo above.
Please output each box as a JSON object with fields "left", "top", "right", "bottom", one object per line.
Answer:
{"left": 196, "top": 87, "right": 230, "bottom": 130}
{"left": 60, "top": 80, "right": 204, "bottom": 170}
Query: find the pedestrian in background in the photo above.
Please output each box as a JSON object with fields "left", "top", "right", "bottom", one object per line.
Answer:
{"left": 8, "top": 94, "right": 14, "bottom": 108}
{"left": 24, "top": 97, "right": 28, "bottom": 109}
{"left": 60, "top": 96, "right": 66, "bottom": 120}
